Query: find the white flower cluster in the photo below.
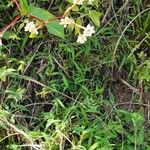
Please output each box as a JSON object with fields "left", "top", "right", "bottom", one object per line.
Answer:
{"left": 24, "top": 21, "right": 38, "bottom": 35}
{"left": 60, "top": 0, "right": 96, "bottom": 44}
{"left": 73, "top": 0, "right": 84, "bottom": 5}
{"left": 60, "top": 16, "right": 95, "bottom": 44}
{"left": 60, "top": 17, "right": 74, "bottom": 28}
{"left": 88, "top": 0, "right": 94, "bottom": 5}
{"left": 73, "top": 0, "right": 94, "bottom": 5}
{"left": 77, "top": 24, "right": 95, "bottom": 44}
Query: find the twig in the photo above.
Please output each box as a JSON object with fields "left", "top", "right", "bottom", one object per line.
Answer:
{"left": 37, "top": 15, "right": 64, "bottom": 29}
{"left": 30, "top": 15, "right": 45, "bottom": 23}
{"left": 120, "top": 78, "right": 140, "bottom": 95}
{"left": 0, "top": 15, "right": 22, "bottom": 36}
{"left": 102, "top": 0, "right": 113, "bottom": 24}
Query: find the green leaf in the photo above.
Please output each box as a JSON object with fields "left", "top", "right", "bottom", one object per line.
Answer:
{"left": 46, "top": 22, "right": 64, "bottom": 39}
{"left": 56, "top": 98, "right": 65, "bottom": 109}
{"left": 61, "top": 73, "right": 69, "bottom": 88}
{"left": 3, "top": 31, "right": 20, "bottom": 40}
{"left": 93, "top": 0, "right": 100, "bottom": 8}
{"left": 143, "top": 11, "right": 150, "bottom": 32}
{"left": 6, "top": 88, "right": 25, "bottom": 101}
{"left": 0, "top": 67, "right": 16, "bottom": 82}
{"left": 28, "top": 131, "right": 43, "bottom": 138}
{"left": 75, "top": 18, "right": 82, "bottom": 34}
{"left": 67, "top": 0, "right": 73, "bottom": 3}
{"left": 89, "top": 142, "right": 100, "bottom": 150}
{"left": 88, "top": 10, "right": 102, "bottom": 27}
{"left": 28, "top": 5, "right": 64, "bottom": 39}
{"left": 72, "top": 5, "right": 79, "bottom": 11}
{"left": 20, "top": 0, "right": 29, "bottom": 15}
{"left": 81, "top": 129, "right": 94, "bottom": 141}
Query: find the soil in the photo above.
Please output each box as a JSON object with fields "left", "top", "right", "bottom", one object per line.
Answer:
{"left": 109, "top": 68, "right": 150, "bottom": 122}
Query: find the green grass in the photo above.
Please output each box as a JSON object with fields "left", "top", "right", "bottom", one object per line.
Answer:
{"left": 0, "top": 0, "right": 150, "bottom": 149}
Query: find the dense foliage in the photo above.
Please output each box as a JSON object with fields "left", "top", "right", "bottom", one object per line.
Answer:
{"left": 0, "top": 0, "right": 150, "bottom": 149}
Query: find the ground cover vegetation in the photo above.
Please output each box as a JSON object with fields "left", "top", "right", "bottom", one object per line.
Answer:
{"left": 0, "top": 0, "right": 150, "bottom": 149}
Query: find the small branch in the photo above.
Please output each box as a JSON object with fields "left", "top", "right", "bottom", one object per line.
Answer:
{"left": 30, "top": 15, "right": 45, "bottom": 23}
{"left": 0, "top": 15, "right": 22, "bottom": 36}
{"left": 47, "top": 15, "right": 65, "bottom": 23}
{"left": 2, "top": 118, "right": 32, "bottom": 142}
{"left": 37, "top": 15, "right": 64, "bottom": 29}
{"left": 120, "top": 78, "right": 140, "bottom": 95}
{"left": 102, "top": 0, "right": 113, "bottom": 24}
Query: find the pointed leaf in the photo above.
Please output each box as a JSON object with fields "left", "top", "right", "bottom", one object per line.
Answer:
{"left": 88, "top": 10, "right": 102, "bottom": 27}
{"left": 28, "top": 5, "right": 64, "bottom": 38}
{"left": 20, "top": 0, "right": 29, "bottom": 15}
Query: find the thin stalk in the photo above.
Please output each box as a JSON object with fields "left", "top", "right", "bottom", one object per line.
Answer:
{"left": 30, "top": 15, "right": 45, "bottom": 23}
{"left": 37, "top": 15, "right": 64, "bottom": 29}
{"left": 0, "top": 15, "right": 22, "bottom": 36}
{"left": 64, "top": 4, "right": 76, "bottom": 16}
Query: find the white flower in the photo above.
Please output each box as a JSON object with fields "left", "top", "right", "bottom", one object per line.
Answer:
{"left": 24, "top": 21, "right": 38, "bottom": 35}
{"left": 73, "top": 0, "right": 84, "bottom": 5}
{"left": 60, "top": 17, "right": 74, "bottom": 28}
{"left": 83, "top": 24, "right": 95, "bottom": 37}
{"left": 88, "top": 0, "right": 94, "bottom": 5}
{"left": 77, "top": 34, "right": 87, "bottom": 44}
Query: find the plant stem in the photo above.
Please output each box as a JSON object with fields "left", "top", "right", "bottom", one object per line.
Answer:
{"left": 64, "top": 4, "right": 76, "bottom": 16}
{"left": 30, "top": 15, "right": 45, "bottom": 23}
{"left": 37, "top": 15, "right": 64, "bottom": 29}
{"left": 0, "top": 15, "right": 22, "bottom": 36}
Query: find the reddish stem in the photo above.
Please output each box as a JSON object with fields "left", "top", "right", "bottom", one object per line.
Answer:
{"left": 0, "top": 15, "right": 22, "bottom": 36}
{"left": 47, "top": 15, "right": 64, "bottom": 23}
{"left": 0, "top": 14, "right": 63, "bottom": 37}
{"left": 30, "top": 15, "right": 45, "bottom": 23}
{"left": 37, "top": 15, "right": 64, "bottom": 29}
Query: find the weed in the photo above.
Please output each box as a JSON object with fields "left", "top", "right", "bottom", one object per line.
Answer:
{"left": 0, "top": 0, "right": 150, "bottom": 150}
